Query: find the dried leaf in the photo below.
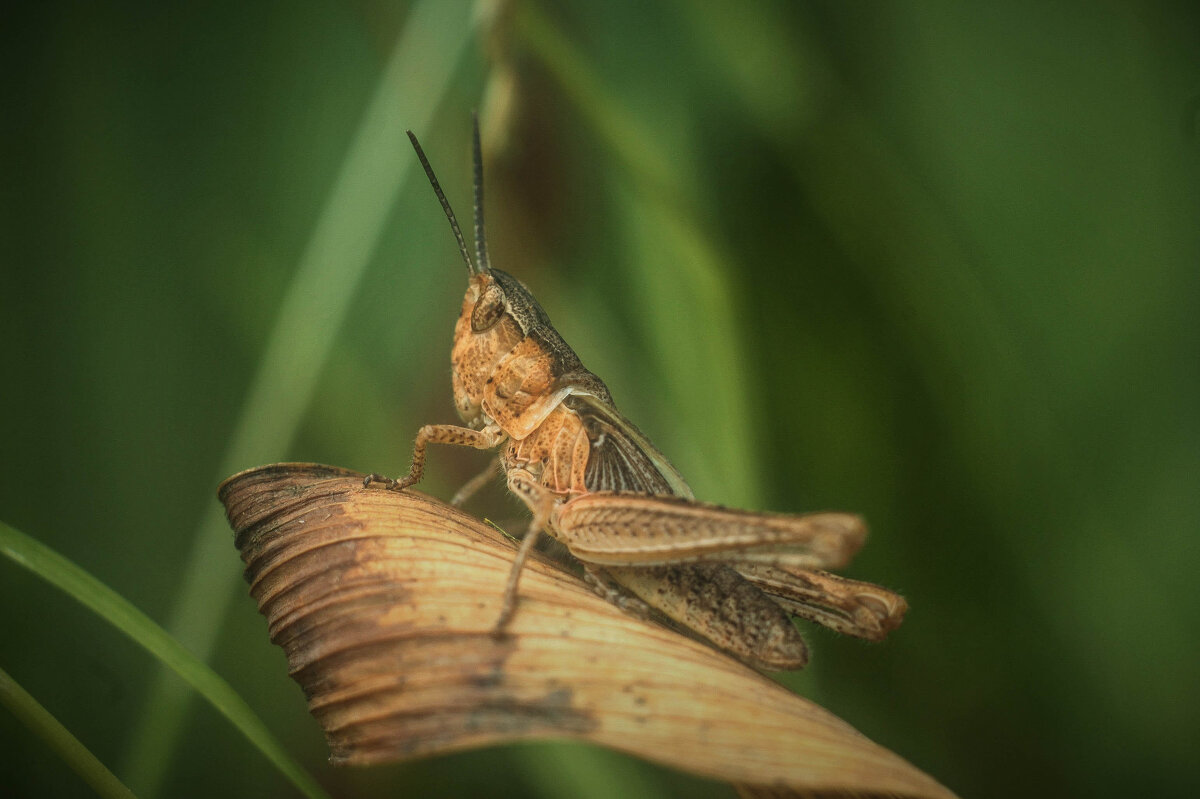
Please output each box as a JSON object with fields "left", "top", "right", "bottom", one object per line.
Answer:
{"left": 219, "top": 463, "right": 956, "bottom": 799}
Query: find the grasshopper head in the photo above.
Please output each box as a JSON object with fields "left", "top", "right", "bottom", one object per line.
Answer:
{"left": 408, "top": 119, "right": 520, "bottom": 428}
{"left": 449, "top": 268, "right": 523, "bottom": 428}
{"left": 409, "top": 119, "right": 597, "bottom": 431}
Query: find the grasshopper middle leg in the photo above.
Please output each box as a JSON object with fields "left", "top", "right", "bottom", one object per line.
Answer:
{"left": 491, "top": 467, "right": 561, "bottom": 633}
{"left": 450, "top": 456, "right": 501, "bottom": 506}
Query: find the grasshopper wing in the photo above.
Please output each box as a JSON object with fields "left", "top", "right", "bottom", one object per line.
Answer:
{"left": 733, "top": 564, "right": 907, "bottom": 641}
{"left": 553, "top": 492, "right": 866, "bottom": 571}
{"left": 566, "top": 394, "right": 694, "bottom": 499}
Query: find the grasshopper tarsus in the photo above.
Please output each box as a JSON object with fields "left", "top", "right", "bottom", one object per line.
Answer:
{"left": 362, "top": 472, "right": 410, "bottom": 491}
{"left": 362, "top": 472, "right": 393, "bottom": 489}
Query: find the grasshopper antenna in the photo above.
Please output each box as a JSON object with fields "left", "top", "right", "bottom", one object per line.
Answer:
{"left": 406, "top": 129, "right": 480, "bottom": 276}
{"left": 471, "top": 111, "right": 492, "bottom": 274}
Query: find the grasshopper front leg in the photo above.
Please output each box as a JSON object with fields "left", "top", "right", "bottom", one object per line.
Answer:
{"left": 363, "top": 423, "right": 505, "bottom": 490}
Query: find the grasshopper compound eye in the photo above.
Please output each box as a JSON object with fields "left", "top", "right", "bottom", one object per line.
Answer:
{"left": 470, "top": 282, "right": 506, "bottom": 332}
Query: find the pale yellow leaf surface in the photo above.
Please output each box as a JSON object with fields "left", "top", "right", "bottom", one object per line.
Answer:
{"left": 219, "top": 463, "right": 956, "bottom": 799}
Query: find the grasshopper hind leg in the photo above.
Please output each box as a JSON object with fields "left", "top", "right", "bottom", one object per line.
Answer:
{"left": 582, "top": 565, "right": 657, "bottom": 622}
{"left": 604, "top": 564, "right": 810, "bottom": 671}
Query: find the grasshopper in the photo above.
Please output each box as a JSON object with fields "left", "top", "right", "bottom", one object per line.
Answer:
{"left": 366, "top": 118, "right": 906, "bottom": 670}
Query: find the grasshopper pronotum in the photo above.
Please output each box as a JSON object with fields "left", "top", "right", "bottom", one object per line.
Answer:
{"left": 366, "top": 118, "right": 906, "bottom": 670}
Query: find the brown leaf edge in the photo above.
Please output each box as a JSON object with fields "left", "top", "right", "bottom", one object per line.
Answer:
{"left": 218, "top": 463, "right": 957, "bottom": 799}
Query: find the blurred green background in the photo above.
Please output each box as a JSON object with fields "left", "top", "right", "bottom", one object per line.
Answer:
{"left": 3, "top": 1, "right": 1197, "bottom": 797}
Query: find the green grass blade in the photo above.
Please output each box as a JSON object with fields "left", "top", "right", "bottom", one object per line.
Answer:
{"left": 121, "top": 1, "right": 480, "bottom": 793}
{"left": 0, "top": 664, "right": 137, "bottom": 799}
{"left": 0, "top": 521, "right": 330, "bottom": 799}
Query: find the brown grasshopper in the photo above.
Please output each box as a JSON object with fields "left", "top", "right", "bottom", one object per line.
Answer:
{"left": 366, "top": 118, "right": 906, "bottom": 670}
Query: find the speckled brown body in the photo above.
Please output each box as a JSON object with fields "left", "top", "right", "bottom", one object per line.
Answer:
{"left": 450, "top": 270, "right": 608, "bottom": 497}
{"left": 439, "top": 269, "right": 827, "bottom": 670}
{"left": 370, "top": 123, "right": 908, "bottom": 671}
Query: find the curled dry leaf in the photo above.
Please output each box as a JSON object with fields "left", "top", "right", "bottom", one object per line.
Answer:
{"left": 219, "top": 463, "right": 956, "bottom": 799}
